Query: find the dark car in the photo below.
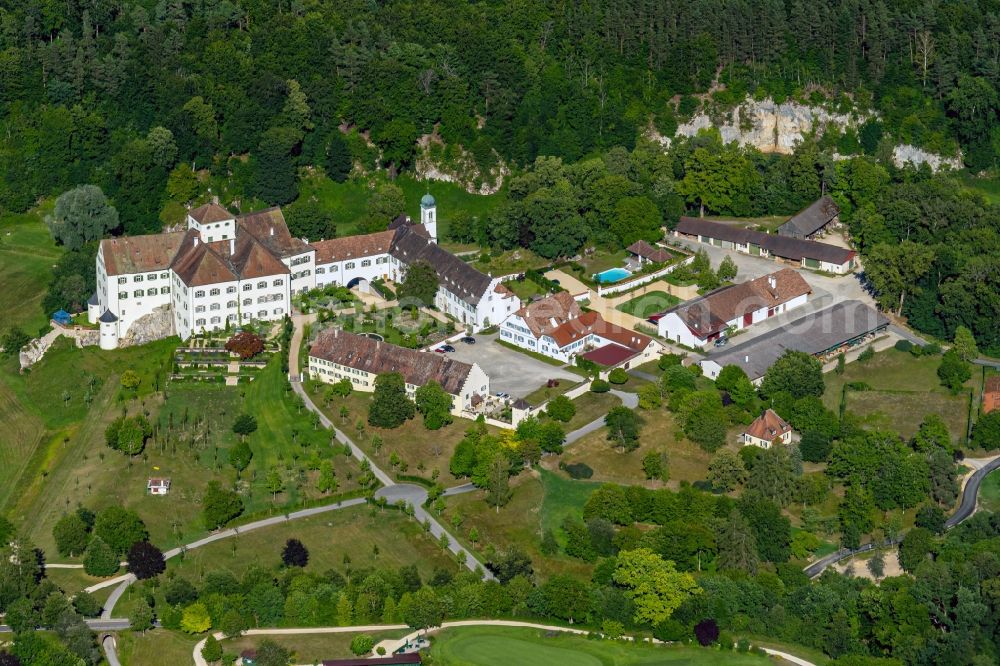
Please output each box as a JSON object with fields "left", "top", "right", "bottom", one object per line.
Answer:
{"left": 461, "top": 336, "right": 476, "bottom": 345}
{"left": 436, "top": 344, "right": 456, "bottom": 353}
{"left": 713, "top": 336, "right": 729, "bottom": 348}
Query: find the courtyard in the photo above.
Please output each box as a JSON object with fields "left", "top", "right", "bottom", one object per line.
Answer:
{"left": 444, "top": 333, "right": 580, "bottom": 398}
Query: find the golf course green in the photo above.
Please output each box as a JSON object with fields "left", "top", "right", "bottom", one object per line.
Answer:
{"left": 428, "top": 626, "right": 772, "bottom": 665}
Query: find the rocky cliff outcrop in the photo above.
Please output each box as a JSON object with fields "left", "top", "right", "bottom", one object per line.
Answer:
{"left": 414, "top": 134, "right": 509, "bottom": 195}
{"left": 892, "top": 144, "right": 962, "bottom": 171}
{"left": 120, "top": 305, "right": 175, "bottom": 348}
{"left": 674, "top": 97, "right": 866, "bottom": 154}
{"left": 666, "top": 96, "right": 961, "bottom": 172}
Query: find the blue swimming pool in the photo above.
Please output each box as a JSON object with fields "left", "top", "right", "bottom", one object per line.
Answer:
{"left": 594, "top": 268, "right": 632, "bottom": 284}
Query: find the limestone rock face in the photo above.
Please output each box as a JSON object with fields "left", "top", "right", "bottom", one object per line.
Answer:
{"left": 19, "top": 329, "right": 61, "bottom": 370}
{"left": 892, "top": 144, "right": 962, "bottom": 171}
{"left": 120, "top": 305, "right": 175, "bottom": 348}
{"left": 676, "top": 97, "right": 862, "bottom": 155}
{"left": 414, "top": 134, "right": 509, "bottom": 195}
{"left": 670, "top": 96, "right": 962, "bottom": 172}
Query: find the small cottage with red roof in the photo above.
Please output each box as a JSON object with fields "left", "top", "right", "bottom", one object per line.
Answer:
{"left": 740, "top": 409, "right": 793, "bottom": 449}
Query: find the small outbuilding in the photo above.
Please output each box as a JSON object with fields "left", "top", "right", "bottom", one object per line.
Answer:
{"left": 147, "top": 478, "right": 171, "bottom": 495}
{"left": 52, "top": 309, "right": 73, "bottom": 326}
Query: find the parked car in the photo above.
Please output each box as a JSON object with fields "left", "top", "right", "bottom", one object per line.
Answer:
{"left": 714, "top": 336, "right": 729, "bottom": 348}
{"left": 461, "top": 336, "right": 476, "bottom": 345}
{"left": 495, "top": 391, "right": 510, "bottom": 399}
{"left": 436, "top": 344, "right": 456, "bottom": 353}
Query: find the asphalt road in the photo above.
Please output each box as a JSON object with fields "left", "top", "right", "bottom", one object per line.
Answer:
{"left": 804, "top": 457, "right": 1000, "bottom": 578}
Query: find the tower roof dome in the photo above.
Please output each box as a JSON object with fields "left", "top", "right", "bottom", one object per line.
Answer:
{"left": 420, "top": 193, "right": 436, "bottom": 208}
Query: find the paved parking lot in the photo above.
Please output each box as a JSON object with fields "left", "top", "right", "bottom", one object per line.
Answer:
{"left": 443, "top": 333, "right": 580, "bottom": 398}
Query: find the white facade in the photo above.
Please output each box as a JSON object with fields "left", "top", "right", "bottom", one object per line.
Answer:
{"left": 658, "top": 292, "right": 809, "bottom": 348}
{"left": 308, "top": 354, "right": 489, "bottom": 416}
{"left": 316, "top": 253, "right": 392, "bottom": 289}
{"left": 91, "top": 198, "right": 512, "bottom": 345}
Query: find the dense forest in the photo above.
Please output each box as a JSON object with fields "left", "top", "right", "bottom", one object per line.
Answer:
{"left": 1, "top": 0, "right": 998, "bottom": 351}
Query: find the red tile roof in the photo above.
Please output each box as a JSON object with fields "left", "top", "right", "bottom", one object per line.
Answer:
{"left": 661, "top": 268, "right": 811, "bottom": 339}
{"left": 100, "top": 232, "right": 186, "bottom": 276}
{"left": 309, "top": 330, "right": 475, "bottom": 395}
{"left": 626, "top": 240, "right": 672, "bottom": 263}
{"left": 312, "top": 230, "right": 396, "bottom": 264}
{"left": 237, "top": 207, "right": 311, "bottom": 258}
{"left": 188, "top": 203, "right": 233, "bottom": 224}
{"left": 546, "top": 310, "right": 654, "bottom": 353}
{"left": 743, "top": 409, "right": 792, "bottom": 442}
{"left": 581, "top": 343, "right": 640, "bottom": 367}
{"left": 514, "top": 292, "right": 582, "bottom": 338}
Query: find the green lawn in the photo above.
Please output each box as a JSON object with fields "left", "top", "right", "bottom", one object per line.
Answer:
{"left": 114, "top": 629, "right": 201, "bottom": 666}
{"left": 823, "top": 348, "right": 974, "bottom": 443}
{"left": 980, "top": 470, "right": 1000, "bottom": 514}
{"left": 164, "top": 504, "right": 458, "bottom": 584}
{"left": 442, "top": 472, "right": 592, "bottom": 580}
{"left": 616, "top": 290, "right": 680, "bottom": 319}
{"left": 429, "top": 626, "right": 771, "bottom": 665}
{"left": 471, "top": 249, "right": 550, "bottom": 276}
{"left": 224, "top": 629, "right": 410, "bottom": 664}
{"left": 0, "top": 207, "right": 62, "bottom": 334}
{"left": 304, "top": 382, "right": 499, "bottom": 485}
{"left": 298, "top": 173, "right": 506, "bottom": 245}
{"left": 539, "top": 469, "right": 601, "bottom": 537}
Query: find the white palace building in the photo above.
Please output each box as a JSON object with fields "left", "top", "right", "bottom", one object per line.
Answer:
{"left": 89, "top": 195, "right": 518, "bottom": 349}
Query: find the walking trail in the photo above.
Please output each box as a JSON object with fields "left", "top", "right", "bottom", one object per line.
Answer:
{"left": 190, "top": 619, "right": 818, "bottom": 666}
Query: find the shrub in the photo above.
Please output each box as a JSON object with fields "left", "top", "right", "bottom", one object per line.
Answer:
{"left": 657, "top": 353, "right": 684, "bottom": 370}
{"left": 546, "top": 395, "right": 576, "bottom": 423}
{"left": 590, "top": 379, "right": 611, "bottom": 393}
{"left": 858, "top": 346, "right": 875, "bottom": 362}
{"left": 893, "top": 339, "right": 913, "bottom": 353}
{"left": 225, "top": 331, "right": 265, "bottom": 359}
{"left": 846, "top": 381, "right": 870, "bottom": 391}
{"left": 694, "top": 618, "right": 720, "bottom": 646}
{"left": 350, "top": 635, "right": 375, "bottom": 656}
{"left": 608, "top": 368, "right": 628, "bottom": 384}
{"left": 922, "top": 343, "right": 942, "bottom": 355}
{"left": 563, "top": 462, "right": 594, "bottom": 479}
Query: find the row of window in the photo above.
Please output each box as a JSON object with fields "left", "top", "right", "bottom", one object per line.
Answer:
{"left": 192, "top": 279, "right": 284, "bottom": 298}
{"left": 192, "top": 307, "right": 283, "bottom": 328}
{"left": 292, "top": 269, "right": 312, "bottom": 280}
{"left": 290, "top": 255, "right": 311, "bottom": 266}
{"left": 117, "top": 272, "right": 168, "bottom": 285}
{"left": 312, "top": 366, "right": 371, "bottom": 388}
{"left": 120, "top": 287, "right": 169, "bottom": 299}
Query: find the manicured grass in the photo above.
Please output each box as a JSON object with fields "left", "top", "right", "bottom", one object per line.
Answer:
{"left": 298, "top": 172, "right": 506, "bottom": 244}
{"left": 615, "top": 290, "right": 680, "bottom": 319}
{"left": 506, "top": 277, "right": 546, "bottom": 301}
{"left": 980, "top": 470, "right": 1000, "bottom": 514}
{"left": 0, "top": 207, "right": 62, "bottom": 334}
{"left": 429, "top": 625, "right": 771, "bottom": 665}
{"left": 165, "top": 504, "right": 460, "bottom": 584}
{"left": 224, "top": 629, "right": 410, "bottom": 664}
{"left": 114, "top": 629, "right": 201, "bottom": 666}
{"left": 576, "top": 249, "right": 629, "bottom": 275}
{"left": 442, "top": 472, "right": 592, "bottom": 580}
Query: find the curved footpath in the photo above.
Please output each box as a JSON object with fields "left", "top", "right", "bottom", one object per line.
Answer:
{"left": 191, "top": 619, "right": 818, "bottom": 666}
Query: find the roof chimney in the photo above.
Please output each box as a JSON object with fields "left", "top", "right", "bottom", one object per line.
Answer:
{"left": 270, "top": 227, "right": 274, "bottom": 236}
{"left": 767, "top": 275, "right": 776, "bottom": 289}
{"left": 229, "top": 238, "right": 235, "bottom": 254}
{"left": 193, "top": 237, "right": 199, "bottom": 247}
